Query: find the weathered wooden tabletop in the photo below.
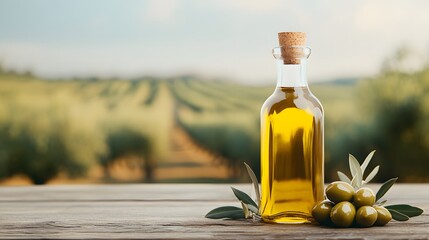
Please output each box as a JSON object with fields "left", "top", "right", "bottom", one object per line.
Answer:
{"left": 0, "top": 184, "right": 428, "bottom": 239}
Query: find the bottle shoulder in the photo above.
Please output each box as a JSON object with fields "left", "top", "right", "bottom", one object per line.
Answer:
{"left": 261, "top": 87, "right": 323, "bottom": 116}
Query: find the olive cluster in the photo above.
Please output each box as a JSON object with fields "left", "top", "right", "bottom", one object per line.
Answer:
{"left": 312, "top": 181, "right": 392, "bottom": 228}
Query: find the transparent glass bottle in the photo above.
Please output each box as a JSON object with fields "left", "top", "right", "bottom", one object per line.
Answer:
{"left": 260, "top": 43, "right": 324, "bottom": 223}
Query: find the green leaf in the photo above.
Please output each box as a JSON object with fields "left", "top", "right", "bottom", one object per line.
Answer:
{"left": 350, "top": 154, "right": 362, "bottom": 189}
{"left": 337, "top": 171, "right": 351, "bottom": 184}
{"left": 356, "top": 171, "right": 363, "bottom": 188}
{"left": 364, "top": 165, "right": 379, "bottom": 184}
{"left": 388, "top": 209, "right": 410, "bottom": 221}
{"left": 205, "top": 206, "right": 245, "bottom": 219}
{"left": 349, "top": 154, "right": 360, "bottom": 178}
{"left": 377, "top": 199, "right": 387, "bottom": 206}
{"left": 246, "top": 203, "right": 259, "bottom": 214}
{"left": 385, "top": 204, "right": 424, "bottom": 217}
{"left": 376, "top": 177, "right": 398, "bottom": 201}
{"left": 231, "top": 187, "right": 258, "bottom": 208}
{"left": 351, "top": 174, "right": 360, "bottom": 189}
{"left": 244, "top": 162, "right": 260, "bottom": 207}
{"left": 361, "top": 150, "right": 376, "bottom": 175}
{"left": 240, "top": 201, "right": 251, "bottom": 218}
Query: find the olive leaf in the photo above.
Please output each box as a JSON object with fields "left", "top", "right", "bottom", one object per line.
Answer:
{"left": 205, "top": 206, "right": 245, "bottom": 219}
{"left": 231, "top": 187, "right": 258, "bottom": 208}
{"left": 337, "top": 171, "right": 351, "bottom": 184}
{"left": 388, "top": 209, "right": 410, "bottom": 221}
{"left": 356, "top": 169, "right": 363, "bottom": 188}
{"left": 206, "top": 164, "right": 262, "bottom": 221}
{"left": 241, "top": 201, "right": 251, "bottom": 218}
{"left": 246, "top": 204, "right": 259, "bottom": 214}
{"left": 349, "top": 154, "right": 361, "bottom": 179}
{"left": 350, "top": 155, "right": 363, "bottom": 189}
{"left": 350, "top": 174, "right": 356, "bottom": 188}
{"left": 360, "top": 150, "right": 376, "bottom": 174}
{"left": 244, "top": 162, "right": 260, "bottom": 207}
{"left": 364, "top": 165, "right": 379, "bottom": 184}
{"left": 376, "top": 177, "right": 398, "bottom": 201}
{"left": 377, "top": 199, "right": 387, "bottom": 206}
{"left": 385, "top": 204, "right": 424, "bottom": 218}
{"left": 346, "top": 151, "right": 379, "bottom": 187}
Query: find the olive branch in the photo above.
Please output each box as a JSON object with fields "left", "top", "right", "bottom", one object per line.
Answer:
{"left": 337, "top": 150, "right": 423, "bottom": 221}
{"left": 205, "top": 150, "right": 423, "bottom": 222}
{"left": 205, "top": 162, "right": 261, "bottom": 220}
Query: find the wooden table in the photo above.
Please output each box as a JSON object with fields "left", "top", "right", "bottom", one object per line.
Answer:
{"left": 0, "top": 184, "right": 428, "bottom": 239}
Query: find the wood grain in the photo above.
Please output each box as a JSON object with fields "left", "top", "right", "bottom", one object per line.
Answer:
{"left": 0, "top": 184, "right": 428, "bottom": 239}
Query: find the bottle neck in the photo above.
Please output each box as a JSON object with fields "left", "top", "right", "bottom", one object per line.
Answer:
{"left": 276, "top": 59, "right": 308, "bottom": 87}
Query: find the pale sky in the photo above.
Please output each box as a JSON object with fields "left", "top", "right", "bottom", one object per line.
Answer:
{"left": 1, "top": 0, "right": 429, "bottom": 84}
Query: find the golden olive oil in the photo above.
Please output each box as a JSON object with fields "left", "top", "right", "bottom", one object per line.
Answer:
{"left": 260, "top": 87, "right": 324, "bottom": 223}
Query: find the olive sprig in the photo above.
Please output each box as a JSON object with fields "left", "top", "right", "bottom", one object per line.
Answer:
{"left": 313, "top": 150, "right": 424, "bottom": 227}
{"left": 206, "top": 150, "right": 424, "bottom": 225}
{"left": 205, "top": 163, "right": 261, "bottom": 221}
{"left": 337, "top": 150, "right": 379, "bottom": 189}
{"left": 339, "top": 150, "right": 423, "bottom": 220}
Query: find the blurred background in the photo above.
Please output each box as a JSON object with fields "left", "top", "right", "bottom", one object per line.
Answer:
{"left": 1, "top": 0, "right": 429, "bottom": 185}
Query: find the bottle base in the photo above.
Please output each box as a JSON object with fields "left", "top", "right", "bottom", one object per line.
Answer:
{"left": 261, "top": 211, "right": 313, "bottom": 224}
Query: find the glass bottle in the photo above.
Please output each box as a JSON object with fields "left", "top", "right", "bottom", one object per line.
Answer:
{"left": 260, "top": 32, "right": 324, "bottom": 223}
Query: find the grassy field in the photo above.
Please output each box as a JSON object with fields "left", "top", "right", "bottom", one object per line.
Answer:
{"left": 3, "top": 45, "right": 429, "bottom": 184}
{"left": 0, "top": 73, "right": 170, "bottom": 184}
{"left": 0, "top": 70, "right": 361, "bottom": 184}
{"left": 3, "top": 68, "right": 427, "bottom": 184}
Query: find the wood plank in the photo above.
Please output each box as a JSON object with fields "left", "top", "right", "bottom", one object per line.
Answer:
{"left": 0, "top": 184, "right": 428, "bottom": 239}
{"left": 1, "top": 202, "right": 428, "bottom": 239}
{"left": 0, "top": 184, "right": 252, "bottom": 202}
{"left": 0, "top": 184, "right": 427, "bottom": 202}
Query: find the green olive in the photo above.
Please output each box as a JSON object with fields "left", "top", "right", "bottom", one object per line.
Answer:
{"left": 355, "top": 206, "right": 378, "bottom": 227}
{"left": 326, "top": 181, "right": 355, "bottom": 203}
{"left": 374, "top": 206, "right": 392, "bottom": 226}
{"left": 330, "top": 201, "right": 356, "bottom": 228}
{"left": 353, "top": 187, "right": 376, "bottom": 208}
{"left": 312, "top": 200, "right": 334, "bottom": 225}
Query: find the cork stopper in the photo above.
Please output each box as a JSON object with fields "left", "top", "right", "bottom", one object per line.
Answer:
{"left": 278, "top": 32, "right": 307, "bottom": 64}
